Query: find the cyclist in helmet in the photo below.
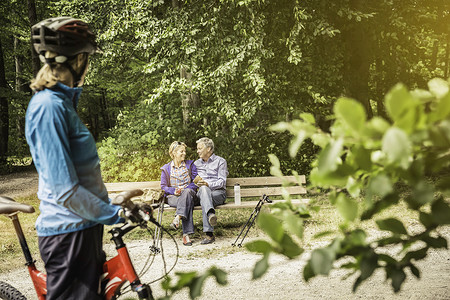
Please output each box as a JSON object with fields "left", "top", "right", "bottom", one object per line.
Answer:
{"left": 25, "top": 17, "right": 121, "bottom": 300}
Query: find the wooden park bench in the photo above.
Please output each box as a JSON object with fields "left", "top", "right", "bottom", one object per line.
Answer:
{"left": 105, "top": 175, "right": 309, "bottom": 210}
{"left": 106, "top": 176, "right": 309, "bottom": 249}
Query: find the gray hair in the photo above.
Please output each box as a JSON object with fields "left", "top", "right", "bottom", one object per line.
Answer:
{"left": 196, "top": 137, "right": 214, "bottom": 152}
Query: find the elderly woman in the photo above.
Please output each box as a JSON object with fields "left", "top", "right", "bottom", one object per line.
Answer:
{"left": 160, "top": 141, "right": 198, "bottom": 246}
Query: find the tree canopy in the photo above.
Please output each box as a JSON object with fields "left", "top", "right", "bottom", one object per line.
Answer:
{"left": 0, "top": 0, "right": 449, "bottom": 297}
{"left": 1, "top": 0, "right": 448, "bottom": 178}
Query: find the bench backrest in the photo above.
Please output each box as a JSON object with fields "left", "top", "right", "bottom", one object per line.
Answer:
{"left": 105, "top": 175, "right": 306, "bottom": 199}
{"left": 225, "top": 176, "right": 306, "bottom": 198}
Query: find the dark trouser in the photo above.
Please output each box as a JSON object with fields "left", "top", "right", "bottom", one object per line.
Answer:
{"left": 38, "top": 224, "right": 104, "bottom": 300}
{"left": 196, "top": 186, "right": 227, "bottom": 232}
{"left": 167, "top": 188, "right": 196, "bottom": 235}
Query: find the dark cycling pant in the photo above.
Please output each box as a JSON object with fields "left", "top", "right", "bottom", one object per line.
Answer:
{"left": 38, "top": 224, "right": 104, "bottom": 300}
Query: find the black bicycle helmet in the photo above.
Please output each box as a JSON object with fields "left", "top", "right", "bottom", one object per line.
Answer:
{"left": 32, "top": 16, "right": 98, "bottom": 57}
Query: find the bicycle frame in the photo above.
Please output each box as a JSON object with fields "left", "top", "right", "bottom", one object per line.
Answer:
{"left": 10, "top": 213, "right": 47, "bottom": 300}
{"left": 7, "top": 213, "right": 153, "bottom": 300}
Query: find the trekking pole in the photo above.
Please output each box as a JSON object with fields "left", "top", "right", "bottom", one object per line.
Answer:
{"left": 232, "top": 194, "right": 272, "bottom": 247}
{"left": 150, "top": 200, "right": 165, "bottom": 254}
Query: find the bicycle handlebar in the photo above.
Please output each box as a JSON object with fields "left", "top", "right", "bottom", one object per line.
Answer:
{"left": 112, "top": 189, "right": 154, "bottom": 225}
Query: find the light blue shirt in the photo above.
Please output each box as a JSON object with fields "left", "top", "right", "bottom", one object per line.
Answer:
{"left": 194, "top": 154, "right": 228, "bottom": 190}
{"left": 25, "top": 83, "right": 121, "bottom": 236}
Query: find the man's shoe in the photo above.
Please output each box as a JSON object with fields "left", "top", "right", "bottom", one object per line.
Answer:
{"left": 201, "top": 235, "right": 215, "bottom": 244}
{"left": 208, "top": 213, "right": 217, "bottom": 226}
{"left": 183, "top": 235, "right": 192, "bottom": 246}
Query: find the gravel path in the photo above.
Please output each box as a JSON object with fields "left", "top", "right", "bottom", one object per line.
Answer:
{"left": 0, "top": 235, "right": 449, "bottom": 300}
{"left": 0, "top": 170, "right": 449, "bottom": 299}
{"left": 0, "top": 169, "right": 39, "bottom": 199}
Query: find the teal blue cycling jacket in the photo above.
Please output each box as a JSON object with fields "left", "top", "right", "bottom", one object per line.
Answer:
{"left": 25, "top": 82, "right": 121, "bottom": 236}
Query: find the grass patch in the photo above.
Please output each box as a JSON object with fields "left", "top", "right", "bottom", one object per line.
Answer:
{"left": 0, "top": 194, "right": 40, "bottom": 273}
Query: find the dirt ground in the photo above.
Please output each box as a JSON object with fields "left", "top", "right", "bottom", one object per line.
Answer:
{"left": 0, "top": 170, "right": 449, "bottom": 300}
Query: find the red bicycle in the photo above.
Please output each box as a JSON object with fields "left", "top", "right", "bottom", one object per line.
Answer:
{"left": 0, "top": 189, "right": 169, "bottom": 300}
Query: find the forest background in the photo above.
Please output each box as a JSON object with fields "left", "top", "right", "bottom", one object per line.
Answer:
{"left": 0, "top": 0, "right": 449, "bottom": 180}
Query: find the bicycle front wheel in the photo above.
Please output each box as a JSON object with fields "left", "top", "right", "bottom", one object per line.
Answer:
{"left": 0, "top": 281, "right": 26, "bottom": 300}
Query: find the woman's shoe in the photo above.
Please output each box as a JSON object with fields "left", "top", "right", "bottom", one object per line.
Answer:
{"left": 182, "top": 235, "right": 192, "bottom": 246}
{"left": 171, "top": 215, "right": 180, "bottom": 230}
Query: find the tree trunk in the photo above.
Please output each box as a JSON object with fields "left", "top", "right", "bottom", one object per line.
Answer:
{"left": 374, "top": 38, "right": 387, "bottom": 119}
{"left": 172, "top": 0, "right": 200, "bottom": 131}
{"left": 445, "top": 35, "right": 449, "bottom": 79}
{"left": 180, "top": 68, "right": 200, "bottom": 127}
{"left": 100, "top": 89, "right": 112, "bottom": 130}
{"left": 14, "top": 37, "right": 29, "bottom": 142}
{"left": 28, "top": 0, "right": 40, "bottom": 76}
{"left": 342, "top": 0, "right": 373, "bottom": 118}
{"left": 0, "top": 40, "right": 9, "bottom": 163}
{"left": 430, "top": 39, "right": 438, "bottom": 70}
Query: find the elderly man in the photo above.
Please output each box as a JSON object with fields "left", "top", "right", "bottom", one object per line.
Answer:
{"left": 194, "top": 137, "right": 228, "bottom": 244}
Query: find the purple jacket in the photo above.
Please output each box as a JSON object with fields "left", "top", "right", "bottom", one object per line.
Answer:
{"left": 160, "top": 160, "right": 198, "bottom": 195}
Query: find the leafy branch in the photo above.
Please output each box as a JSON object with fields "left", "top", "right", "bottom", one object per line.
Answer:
{"left": 248, "top": 78, "right": 450, "bottom": 292}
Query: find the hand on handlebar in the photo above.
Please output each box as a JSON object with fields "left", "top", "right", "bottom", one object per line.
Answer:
{"left": 113, "top": 190, "right": 153, "bottom": 225}
{"left": 119, "top": 203, "right": 153, "bottom": 225}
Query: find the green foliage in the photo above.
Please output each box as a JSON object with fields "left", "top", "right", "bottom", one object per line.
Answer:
{"left": 3, "top": 0, "right": 448, "bottom": 177}
{"left": 252, "top": 78, "right": 450, "bottom": 293}
{"left": 160, "top": 266, "right": 227, "bottom": 300}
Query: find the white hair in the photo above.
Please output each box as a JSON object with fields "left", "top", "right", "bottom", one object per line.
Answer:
{"left": 196, "top": 137, "right": 214, "bottom": 152}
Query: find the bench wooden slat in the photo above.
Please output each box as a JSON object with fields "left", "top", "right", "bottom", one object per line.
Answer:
{"left": 226, "top": 186, "right": 307, "bottom": 198}
{"left": 105, "top": 176, "right": 306, "bottom": 193}
{"left": 104, "top": 181, "right": 161, "bottom": 192}
{"left": 226, "top": 175, "right": 305, "bottom": 187}
{"left": 161, "top": 198, "right": 310, "bottom": 210}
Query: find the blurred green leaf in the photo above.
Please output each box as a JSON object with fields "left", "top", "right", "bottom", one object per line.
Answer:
{"left": 284, "top": 213, "right": 304, "bottom": 239}
{"left": 430, "top": 93, "right": 450, "bottom": 122}
{"left": 387, "top": 267, "right": 406, "bottom": 293}
{"left": 428, "top": 78, "right": 449, "bottom": 99}
{"left": 257, "top": 213, "right": 284, "bottom": 243}
{"left": 336, "top": 193, "right": 358, "bottom": 222}
{"left": 378, "top": 254, "right": 397, "bottom": 265}
{"left": 360, "top": 251, "right": 378, "bottom": 280}
{"left": 289, "top": 130, "right": 307, "bottom": 158}
{"left": 310, "top": 248, "right": 335, "bottom": 275}
{"left": 366, "top": 173, "right": 393, "bottom": 202}
{"left": 253, "top": 254, "right": 270, "bottom": 279}
{"left": 300, "top": 112, "right": 315, "bottom": 124}
{"left": 402, "top": 247, "right": 428, "bottom": 262}
{"left": 334, "top": 97, "right": 366, "bottom": 135}
{"left": 376, "top": 218, "right": 408, "bottom": 235}
{"left": 382, "top": 127, "right": 412, "bottom": 169}
{"left": 409, "top": 263, "right": 421, "bottom": 279}
{"left": 209, "top": 267, "right": 228, "bottom": 285}
{"left": 353, "top": 146, "right": 372, "bottom": 171}
{"left": 303, "top": 261, "right": 315, "bottom": 282}
{"left": 317, "top": 138, "right": 344, "bottom": 175}
{"left": 385, "top": 84, "right": 415, "bottom": 122}
{"left": 365, "top": 117, "right": 390, "bottom": 137}
{"left": 190, "top": 274, "right": 208, "bottom": 299}
{"left": 421, "top": 235, "right": 448, "bottom": 249}
{"left": 279, "top": 234, "right": 303, "bottom": 259}
{"left": 245, "top": 240, "right": 273, "bottom": 254}
{"left": 406, "top": 180, "right": 434, "bottom": 209}
{"left": 431, "top": 198, "right": 450, "bottom": 225}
